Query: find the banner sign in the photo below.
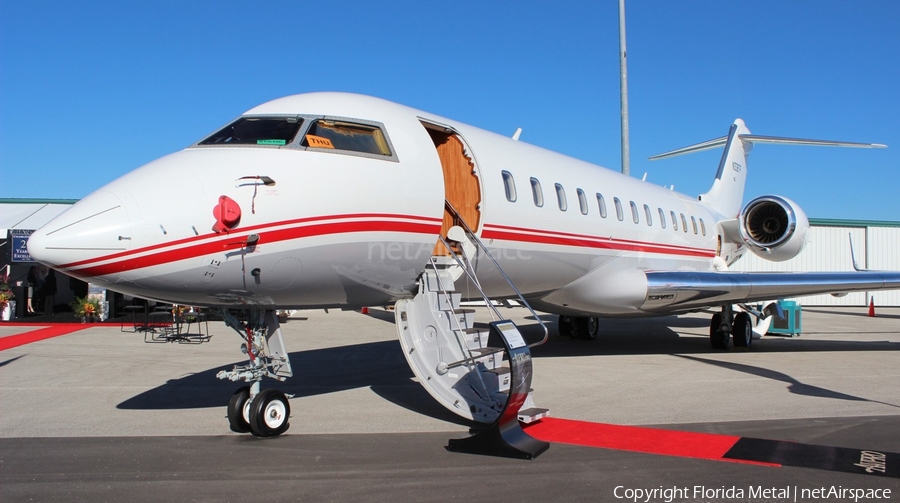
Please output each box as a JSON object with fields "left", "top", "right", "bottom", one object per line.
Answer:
{"left": 9, "top": 230, "right": 35, "bottom": 263}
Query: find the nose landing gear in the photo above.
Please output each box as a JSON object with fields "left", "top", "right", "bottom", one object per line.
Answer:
{"left": 218, "top": 310, "right": 294, "bottom": 437}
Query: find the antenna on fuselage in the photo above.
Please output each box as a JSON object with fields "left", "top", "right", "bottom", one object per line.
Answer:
{"left": 618, "top": 0, "right": 631, "bottom": 177}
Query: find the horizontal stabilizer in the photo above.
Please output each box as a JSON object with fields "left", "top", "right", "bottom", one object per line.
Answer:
{"left": 738, "top": 134, "right": 886, "bottom": 149}
{"left": 648, "top": 136, "right": 727, "bottom": 160}
{"left": 650, "top": 133, "right": 886, "bottom": 161}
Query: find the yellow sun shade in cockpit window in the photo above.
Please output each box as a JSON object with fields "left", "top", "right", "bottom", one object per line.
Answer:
{"left": 305, "top": 134, "right": 335, "bottom": 149}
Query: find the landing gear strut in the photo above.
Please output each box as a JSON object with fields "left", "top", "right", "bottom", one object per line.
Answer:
{"left": 709, "top": 306, "right": 753, "bottom": 350}
{"left": 217, "top": 310, "right": 294, "bottom": 437}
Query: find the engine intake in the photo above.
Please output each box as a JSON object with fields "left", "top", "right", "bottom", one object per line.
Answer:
{"left": 739, "top": 195, "right": 808, "bottom": 262}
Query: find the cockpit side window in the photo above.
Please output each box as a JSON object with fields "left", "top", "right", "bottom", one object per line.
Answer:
{"left": 199, "top": 117, "right": 303, "bottom": 146}
{"left": 301, "top": 120, "right": 392, "bottom": 156}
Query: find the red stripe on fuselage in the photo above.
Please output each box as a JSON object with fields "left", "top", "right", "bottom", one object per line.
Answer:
{"left": 482, "top": 224, "right": 716, "bottom": 258}
{"left": 60, "top": 213, "right": 443, "bottom": 270}
{"left": 59, "top": 213, "right": 714, "bottom": 278}
{"left": 71, "top": 218, "right": 443, "bottom": 277}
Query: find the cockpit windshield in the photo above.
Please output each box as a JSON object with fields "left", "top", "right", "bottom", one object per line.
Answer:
{"left": 199, "top": 117, "right": 303, "bottom": 146}
{"left": 300, "top": 120, "right": 392, "bottom": 156}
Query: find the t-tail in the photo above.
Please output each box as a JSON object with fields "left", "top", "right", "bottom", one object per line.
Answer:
{"left": 649, "top": 119, "right": 886, "bottom": 218}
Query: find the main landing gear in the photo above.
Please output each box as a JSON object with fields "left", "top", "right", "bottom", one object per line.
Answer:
{"left": 217, "top": 310, "right": 294, "bottom": 437}
{"left": 558, "top": 315, "right": 600, "bottom": 340}
{"left": 709, "top": 305, "right": 753, "bottom": 350}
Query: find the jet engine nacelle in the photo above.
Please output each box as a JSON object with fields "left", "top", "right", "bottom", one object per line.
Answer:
{"left": 738, "top": 195, "right": 809, "bottom": 262}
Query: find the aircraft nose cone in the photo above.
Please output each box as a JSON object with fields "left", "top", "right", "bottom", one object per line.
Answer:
{"left": 28, "top": 190, "right": 132, "bottom": 276}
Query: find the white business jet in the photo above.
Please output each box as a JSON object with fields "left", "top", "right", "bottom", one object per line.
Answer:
{"left": 27, "top": 92, "right": 896, "bottom": 437}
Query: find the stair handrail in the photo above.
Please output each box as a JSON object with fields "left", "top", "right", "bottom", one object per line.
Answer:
{"left": 442, "top": 201, "right": 549, "bottom": 347}
{"left": 424, "top": 255, "right": 501, "bottom": 404}
{"left": 437, "top": 236, "right": 504, "bottom": 321}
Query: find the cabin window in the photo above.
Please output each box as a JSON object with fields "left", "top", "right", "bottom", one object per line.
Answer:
{"left": 530, "top": 178, "right": 544, "bottom": 207}
{"left": 614, "top": 198, "right": 624, "bottom": 221}
{"left": 577, "top": 188, "right": 588, "bottom": 215}
{"left": 555, "top": 183, "right": 567, "bottom": 211}
{"left": 200, "top": 117, "right": 304, "bottom": 146}
{"left": 680, "top": 213, "right": 688, "bottom": 233}
{"left": 300, "top": 120, "right": 392, "bottom": 156}
{"left": 643, "top": 204, "right": 653, "bottom": 226}
{"left": 501, "top": 171, "right": 517, "bottom": 202}
{"left": 691, "top": 216, "right": 698, "bottom": 235}
{"left": 658, "top": 208, "right": 666, "bottom": 229}
{"left": 670, "top": 211, "right": 678, "bottom": 231}
{"left": 597, "top": 193, "right": 608, "bottom": 218}
{"left": 630, "top": 201, "right": 639, "bottom": 224}
{"left": 699, "top": 218, "right": 707, "bottom": 236}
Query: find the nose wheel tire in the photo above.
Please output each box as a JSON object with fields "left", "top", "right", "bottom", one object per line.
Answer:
{"left": 249, "top": 389, "right": 291, "bottom": 437}
{"left": 227, "top": 386, "right": 251, "bottom": 433}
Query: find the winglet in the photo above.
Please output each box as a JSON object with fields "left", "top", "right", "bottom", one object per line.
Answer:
{"left": 849, "top": 233, "right": 866, "bottom": 271}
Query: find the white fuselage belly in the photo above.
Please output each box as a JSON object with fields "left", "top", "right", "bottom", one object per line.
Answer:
{"left": 29, "top": 93, "right": 720, "bottom": 316}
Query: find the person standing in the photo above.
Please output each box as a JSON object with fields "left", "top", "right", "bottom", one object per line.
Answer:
{"left": 41, "top": 269, "right": 58, "bottom": 315}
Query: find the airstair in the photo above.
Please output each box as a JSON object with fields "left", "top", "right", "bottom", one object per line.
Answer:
{"left": 395, "top": 204, "right": 550, "bottom": 435}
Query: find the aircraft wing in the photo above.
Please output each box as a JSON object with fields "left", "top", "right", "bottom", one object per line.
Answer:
{"left": 641, "top": 270, "right": 900, "bottom": 311}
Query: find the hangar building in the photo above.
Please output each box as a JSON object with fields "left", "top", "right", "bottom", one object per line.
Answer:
{"left": 731, "top": 218, "right": 900, "bottom": 306}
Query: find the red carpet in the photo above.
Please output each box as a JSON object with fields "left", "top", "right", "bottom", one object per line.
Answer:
{"left": 0, "top": 323, "right": 93, "bottom": 351}
{"left": 524, "top": 417, "right": 779, "bottom": 466}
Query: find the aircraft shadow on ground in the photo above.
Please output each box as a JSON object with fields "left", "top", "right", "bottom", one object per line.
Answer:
{"left": 675, "top": 354, "right": 900, "bottom": 408}
{"left": 0, "top": 355, "right": 25, "bottom": 368}
{"left": 117, "top": 310, "right": 896, "bottom": 418}
{"left": 117, "top": 339, "right": 469, "bottom": 426}
{"left": 515, "top": 317, "right": 900, "bottom": 358}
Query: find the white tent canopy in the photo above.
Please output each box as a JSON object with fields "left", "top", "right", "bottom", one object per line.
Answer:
{"left": 0, "top": 199, "right": 76, "bottom": 237}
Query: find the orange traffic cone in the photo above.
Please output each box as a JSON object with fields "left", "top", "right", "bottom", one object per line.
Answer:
{"left": 868, "top": 296, "right": 875, "bottom": 317}
{"left": 361, "top": 306, "right": 369, "bottom": 315}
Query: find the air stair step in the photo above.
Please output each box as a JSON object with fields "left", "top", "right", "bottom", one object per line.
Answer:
{"left": 449, "top": 308, "right": 475, "bottom": 327}
{"left": 423, "top": 270, "right": 455, "bottom": 293}
{"left": 517, "top": 407, "right": 550, "bottom": 424}
{"left": 454, "top": 327, "right": 488, "bottom": 335}
{"left": 469, "top": 347, "right": 503, "bottom": 357}
{"left": 482, "top": 367, "right": 511, "bottom": 392}
{"left": 437, "top": 292, "right": 461, "bottom": 311}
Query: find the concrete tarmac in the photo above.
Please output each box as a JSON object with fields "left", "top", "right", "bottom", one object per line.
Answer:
{"left": 1, "top": 307, "right": 898, "bottom": 502}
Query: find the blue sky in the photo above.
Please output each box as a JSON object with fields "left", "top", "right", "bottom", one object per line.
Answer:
{"left": 1, "top": 1, "right": 897, "bottom": 220}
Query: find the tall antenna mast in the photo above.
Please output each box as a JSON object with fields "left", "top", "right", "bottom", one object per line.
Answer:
{"left": 618, "top": 0, "right": 631, "bottom": 176}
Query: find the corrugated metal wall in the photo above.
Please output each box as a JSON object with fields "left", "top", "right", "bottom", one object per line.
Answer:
{"left": 731, "top": 222, "right": 900, "bottom": 306}
{"left": 867, "top": 226, "right": 900, "bottom": 306}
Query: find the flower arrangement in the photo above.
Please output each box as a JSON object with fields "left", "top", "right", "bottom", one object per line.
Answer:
{"left": 0, "top": 273, "right": 14, "bottom": 310}
{"left": 72, "top": 296, "right": 102, "bottom": 321}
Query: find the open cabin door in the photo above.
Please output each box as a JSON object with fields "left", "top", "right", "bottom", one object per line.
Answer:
{"left": 420, "top": 121, "right": 482, "bottom": 255}
{"left": 397, "top": 123, "right": 550, "bottom": 433}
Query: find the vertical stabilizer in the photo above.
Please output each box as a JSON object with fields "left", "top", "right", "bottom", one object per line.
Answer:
{"left": 699, "top": 119, "right": 751, "bottom": 218}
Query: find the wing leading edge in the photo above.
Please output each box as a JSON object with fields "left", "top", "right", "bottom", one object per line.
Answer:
{"left": 642, "top": 270, "right": 900, "bottom": 312}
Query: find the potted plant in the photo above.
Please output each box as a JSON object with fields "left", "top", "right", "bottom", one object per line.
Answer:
{"left": 72, "top": 296, "right": 102, "bottom": 322}
{"left": 0, "top": 273, "right": 14, "bottom": 321}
